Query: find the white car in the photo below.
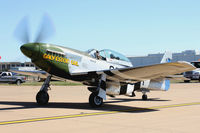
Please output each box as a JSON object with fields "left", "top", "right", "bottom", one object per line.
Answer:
{"left": 183, "top": 61, "right": 200, "bottom": 82}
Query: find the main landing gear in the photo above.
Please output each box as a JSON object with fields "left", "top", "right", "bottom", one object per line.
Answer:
{"left": 88, "top": 74, "right": 106, "bottom": 108}
{"left": 89, "top": 92, "right": 103, "bottom": 108}
{"left": 36, "top": 91, "right": 49, "bottom": 105}
{"left": 36, "top": 75, "right": 51, "bottom": 105}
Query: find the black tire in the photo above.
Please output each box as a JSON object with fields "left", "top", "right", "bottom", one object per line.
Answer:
{"left": 142, "top": 94, "right": 148, "bottom": 100}
{"left": 36, "top": 91, "right": 49, "bottom": 105}
{"left": 89, "top": 92, "right": 103, "bottom": 108}
{"left": 16, "top": 80, "right": 21, "bottom": 85}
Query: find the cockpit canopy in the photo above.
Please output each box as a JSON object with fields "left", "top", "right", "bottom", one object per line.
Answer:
{"left": 87, "top": 49, "right": 132, "bottom": 67}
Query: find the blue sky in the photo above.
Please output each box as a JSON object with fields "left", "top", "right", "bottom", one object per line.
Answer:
{"left": 1, "top": 0, "right": 200, "bottom": 62}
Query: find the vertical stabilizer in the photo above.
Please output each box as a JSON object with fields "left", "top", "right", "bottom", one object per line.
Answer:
{"left": 160, "top": 51, "right": 172, "bottom": 63}
{"left": 160, "top": 51, "right": 172, "bottom": 91}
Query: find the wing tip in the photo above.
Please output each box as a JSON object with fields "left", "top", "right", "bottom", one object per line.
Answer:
{"left": 177, "top": 61, "right": 196, "bottom": 70}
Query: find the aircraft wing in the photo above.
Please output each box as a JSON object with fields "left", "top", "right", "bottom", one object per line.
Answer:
{"left": 72, "top": 61, "right": 195, "bottom": 83}
{"left": 10, "top": 70, "right": 66, "bottom": 81}
{"left": 10, "top": 70, "right": 48, "bottom": 79}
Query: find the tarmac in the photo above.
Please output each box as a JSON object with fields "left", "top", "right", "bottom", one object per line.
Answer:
{"left": 0, "top": 83, "right": 200, "bottom": 133}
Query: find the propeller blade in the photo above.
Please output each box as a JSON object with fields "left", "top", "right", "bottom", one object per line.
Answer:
{"left": 14, "top": 16, "right": 30, "bottom": 44}
{"left": 34, "top": 14, "right": 55, "bottom": 43}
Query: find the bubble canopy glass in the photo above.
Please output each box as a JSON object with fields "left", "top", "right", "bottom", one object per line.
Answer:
{"left": 87, "top": 49, "right": 130, "bottom": 63}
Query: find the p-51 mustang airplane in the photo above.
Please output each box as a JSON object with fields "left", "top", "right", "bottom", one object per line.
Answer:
{"left": 13, "top": 16, "right": 195, "bottom": 107}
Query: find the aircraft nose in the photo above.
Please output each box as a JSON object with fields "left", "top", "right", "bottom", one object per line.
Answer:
{"left": 20, "top": 43, "right": 40, "bottom": 59}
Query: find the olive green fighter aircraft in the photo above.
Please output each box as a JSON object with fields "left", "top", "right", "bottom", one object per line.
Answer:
{"left": 14, "top": 16, "right": 195, "bottom": 107}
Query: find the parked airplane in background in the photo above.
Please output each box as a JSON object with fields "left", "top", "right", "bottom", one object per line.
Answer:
{"left": 12, "top": 15, "right": 195, "bottom": 107}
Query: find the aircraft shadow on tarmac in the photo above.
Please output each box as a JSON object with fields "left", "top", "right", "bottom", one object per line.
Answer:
{"left": 0, "top": 98, "right": 170, "bottom": 113}
{"left": 106, "top": 97, "right": 171, "bottom": 103}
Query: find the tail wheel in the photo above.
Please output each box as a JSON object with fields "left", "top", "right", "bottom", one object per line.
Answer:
{"left": 36, "top": 91, "right": 49, "bottom": 105}
{"left": 89, "top": 92, "right": 103, "bottom": 108}
{"left": 142, "top": 94, "right": 148, "bottom": 100}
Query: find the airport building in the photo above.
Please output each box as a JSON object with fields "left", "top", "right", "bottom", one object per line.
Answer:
{"left": 128, "top": 50, "right": 200, "bottom": 67}
{"left": 0, "top": 62, "right": 36, "bottom": 72}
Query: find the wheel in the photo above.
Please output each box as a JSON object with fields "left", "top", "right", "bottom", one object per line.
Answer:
{"left": 142, "top": 94, "right": 148, "bottom": 100}
{"left": 16, "top": 80, "right": 21, "bottom": 85}
{"left": 36, "top": 91, "right": 49, "bottom": 105}
{"left": 89, "top": 92, "right": 103, "bottom": 108}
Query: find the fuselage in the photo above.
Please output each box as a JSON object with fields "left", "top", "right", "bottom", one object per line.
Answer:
{"left": 20, "top": 43, "right": 132, "bottom": 82}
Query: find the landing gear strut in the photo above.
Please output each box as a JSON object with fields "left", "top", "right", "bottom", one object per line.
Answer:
{"left": 36, "top": 75, "right": 51, "bottom": 105}
{"left": 89, "top": 74, "right": 106, "bottom": 108}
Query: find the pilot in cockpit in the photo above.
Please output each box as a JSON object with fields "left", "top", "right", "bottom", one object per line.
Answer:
{"left": 95, "top": 50, "right": 102, "bottom": 60}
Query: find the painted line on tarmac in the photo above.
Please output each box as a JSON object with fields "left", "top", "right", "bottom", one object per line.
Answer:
{"left": 0, "top": 102, "right": 200, "bottom": 125}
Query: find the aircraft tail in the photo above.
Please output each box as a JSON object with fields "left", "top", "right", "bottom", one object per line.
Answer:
{"left": 160, "top": 51, "right": 172, "bottom": 91}
{"left": 160, "top": 51, "right": 172, "bottom": 63}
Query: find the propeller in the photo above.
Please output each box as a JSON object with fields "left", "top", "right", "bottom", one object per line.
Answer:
{"left": 14, "top": 16, "right": 30, "bottom": 44}
{"left": 34, "top": 14, "right": 55, "bottom": 43}
{"left": 14, "top": 14, "right": 55, "bottom": 44}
